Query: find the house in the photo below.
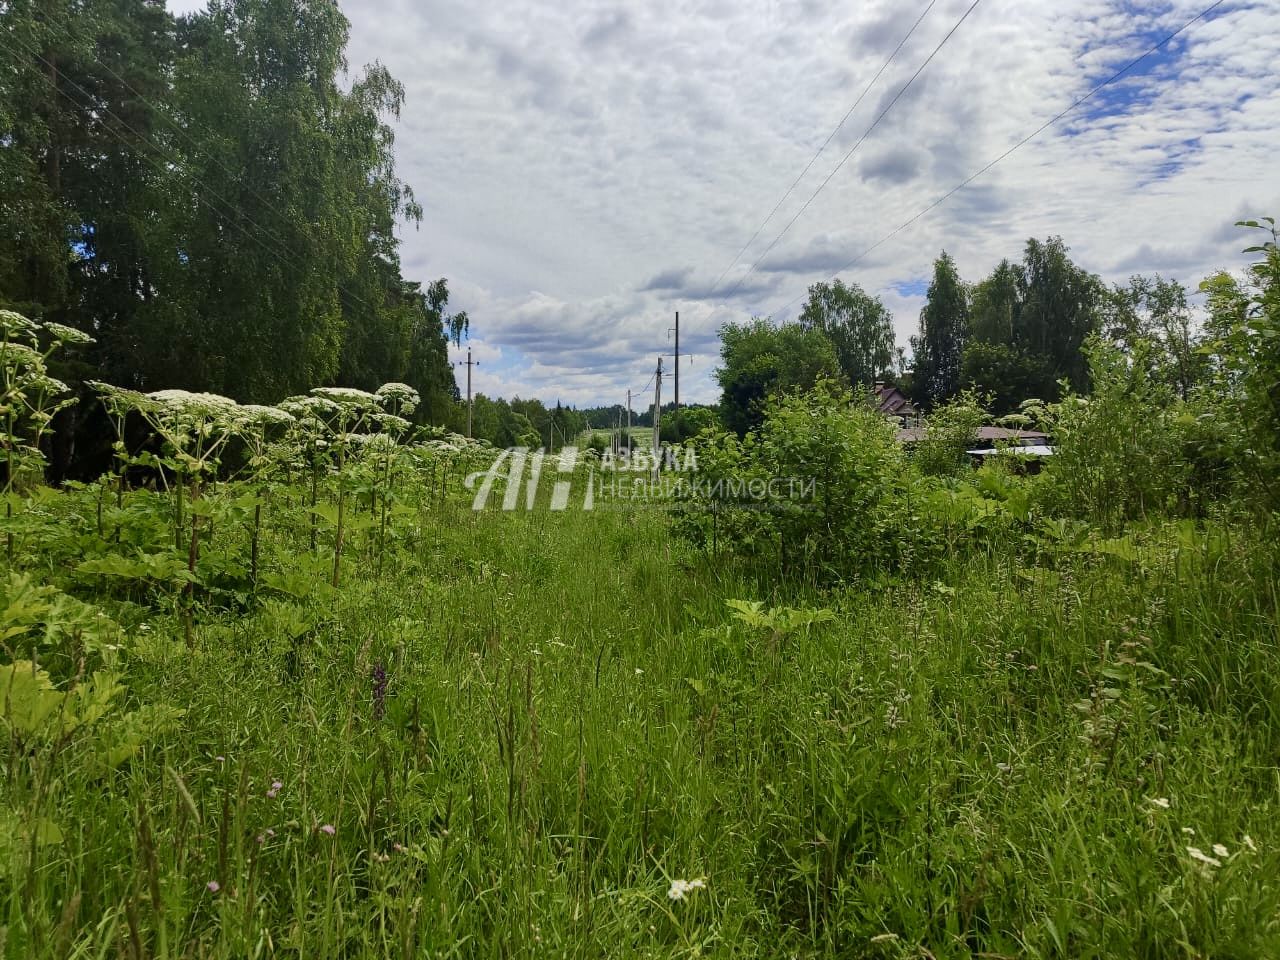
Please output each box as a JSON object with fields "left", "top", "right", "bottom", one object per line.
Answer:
{"left": 872, "top": 382, "right": 920, "bottom": 429}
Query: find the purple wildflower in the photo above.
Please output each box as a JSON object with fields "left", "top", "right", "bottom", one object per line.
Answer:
{"left": 207, "top": 880, "right": 221, "bottom": 894}
{"left": 266, "top": 780, "right": 283, "bottom": 799}
{"left": 320, "top": 823, "right": 336, "bottom": 836}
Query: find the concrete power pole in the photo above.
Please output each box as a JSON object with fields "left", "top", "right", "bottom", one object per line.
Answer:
{"left": 673, "top": 311, "right": 680, "bottom": 440}
{"left": 459, "top": 347, "right": 478, "bottom": 439}
{"left": 651, "top": 357, "right": 663, "bottom": 482}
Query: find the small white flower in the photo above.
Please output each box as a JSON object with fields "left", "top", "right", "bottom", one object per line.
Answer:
{"left": 1212, "top": 843, "right": 1229, "bottom": 858}
{"left": 667, "top": 877, "right": 706, "bottom": 901}
{"left": 1243, "top": 835, "right": 1258, "bottom": 852}
{"left": 1147, "top": 797, "right": 1171, "bottom": 809}
{"left": 1186, "top": 846, "right": 1221, "bottom": 867}
{"left": 1181, "top": 827, "right": 1196, "bottom": 836}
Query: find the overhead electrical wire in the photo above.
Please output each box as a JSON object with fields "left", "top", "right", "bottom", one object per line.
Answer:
{"left": 716, "top": 0, "right": 986, "bottom": 305}
{"left": 703, "top": 0, "right": 942, "bottom": 300}
{"left": 767, "top": 0, "right": 1231, "bottom": 321}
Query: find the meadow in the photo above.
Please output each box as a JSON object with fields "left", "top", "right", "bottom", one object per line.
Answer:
{"left": 4, "top": 442, "right": 1279, "bottom": 956}
{"left": 3, "top": 306, "right": 1280, "bottom": 958}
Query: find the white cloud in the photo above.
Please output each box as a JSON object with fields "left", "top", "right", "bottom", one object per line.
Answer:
{"left": 168, "top": 0, "right": 1279, "bottom": 406}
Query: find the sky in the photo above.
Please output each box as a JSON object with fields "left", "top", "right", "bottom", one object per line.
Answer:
{"left": 168, "top": 0, "right": 1280, "bottom": 409}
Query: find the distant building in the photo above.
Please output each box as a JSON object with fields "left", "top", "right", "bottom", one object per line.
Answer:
{"left": 872, "top": 381, "right": 920, "bottom": 428}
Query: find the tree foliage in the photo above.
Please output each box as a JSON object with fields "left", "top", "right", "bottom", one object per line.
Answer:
{"left": 716, "top": 318, "right": 841, "bottom": 436}
{"left": 0, "top": 0, "right": 461, "bottom": 458}
{"left": 796, "top": 279, "right": 894, "bottom": 389}
{"left": 911, "top": 252, "right": 968, "bottom": 409}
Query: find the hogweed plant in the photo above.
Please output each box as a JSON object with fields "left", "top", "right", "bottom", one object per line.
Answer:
{"left": 307, "top": 387, "right": 379, "bottom": 588}
{"left": 278, "top": 394, "right": 339, "bottom": 551}
{"left": 1, "top": 311, "right": 92, "bottom": 562}
{"left": 133, "top": 390, "right": 242, "bottom": 644}
{"left": 372, "top": 383, "right": 419, "bottom": 575}
{"left": 88, "top": 382, "right": 153, "bottom": 540}
{"left": 235, "top": 405, "right": 296, "bottom": 586}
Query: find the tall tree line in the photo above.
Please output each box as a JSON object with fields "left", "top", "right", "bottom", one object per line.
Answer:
{"left": 0, "top": 0, "right": 462, "bottom": 421}
{"left": 916, "top": 237, "right": 1106, "bottom": 412}
{"left": 716, "top": 235, "right": 1199, "bottom": 428}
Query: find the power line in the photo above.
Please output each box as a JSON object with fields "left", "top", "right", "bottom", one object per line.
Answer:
{"left": 704, "top": 0, "right": 941, "bottom": 300}
{"left": 769, "top": 0, "right": 1230, "bottom": 321}
{"left": 718, "top": 0, "right": 985, "bottom": 305}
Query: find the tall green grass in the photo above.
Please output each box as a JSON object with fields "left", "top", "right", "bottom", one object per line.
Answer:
{"left": 2, "top": 473, "right": 1278, "bottom": 958}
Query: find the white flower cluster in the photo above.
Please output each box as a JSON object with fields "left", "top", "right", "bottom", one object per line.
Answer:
{"left": 666, "top": 877, "right": 706, "bottom": 901}
{"left": 238, "top": 404, "right": 296, "bottom": 428}
{"left": 280, "top": 395, "right": 341, "bottom": 422}
{"left": 147, "top": 389, "right": 239, "bottom": 418}
{"left": 311, "top": 386, "right": 378, "bottom": 407}
{"left": 376, "top": 381, "right": 420, "bottom": 415}
{"left": 42, "top": 321, "right": 95, "bottom": 345}
{"left": 0, "top": 309, "right": 39, "bottom": 339}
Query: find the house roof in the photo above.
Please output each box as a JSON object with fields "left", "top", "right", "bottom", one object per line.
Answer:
{"left": 872, "top": 382, "right": 917, "bottom": 416}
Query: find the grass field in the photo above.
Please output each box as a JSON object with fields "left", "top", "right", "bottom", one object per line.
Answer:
{"left": 4, "top": 450, "right": 1279, "bottom": 958}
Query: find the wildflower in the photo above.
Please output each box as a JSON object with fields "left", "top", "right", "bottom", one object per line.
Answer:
{"left": 1212, "top": 843, "right": 1229, "bottom": 858}
{"left": 215, "top": 755, "right": 226, "bottom": 763}
{"left": 319, "top": 823, "right": 336, "bottom": 836}
{"left": 667, "top": 878, "right": 706, "bottom": 901}
{"left": 42, "top": 321, "right": 95, "bottom": 345}
{"left": 266, "top": 780, "right": 283, "bottom": 799}
{"left": 206, "top": 880, "right": 221, "bottom": 894}
{"left": 0, "top": 308, "right": 38, "bottom": 338}
{"left": 1243, "top": 835, "right": 1258, "bottom": 852}
{"left": 238, "top": 404, "right": 295, "bottom": 427}
{"left": 1186, "top": 846, "right": 1221, "bottom": 867}
{"left": 635, "top": 668, "right": 644, "bottom": 676}
{"left": 1181, "top": 827, "right": 1195, "bottom": 835}
{"left": 1148, "top": 797, "right": 1171, "bottom": 809}
{"left": 311, "top": 386, "right": 377, "bottom": 406}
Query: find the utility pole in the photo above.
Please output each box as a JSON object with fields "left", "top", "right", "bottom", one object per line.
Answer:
{"left": 652, "top": 357, "right": 663, "bottom": 483}
{"left": 626, "top": 389, "right": 632, "bottom": 436}
{"left": 458, "top": 347, "right": 478, "bottom": 439}
{"left": 667, "top": 311, "right": 692, "bottom": 442}
{"left": 673, "top": 311, "right": 680, "bottom": 439}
